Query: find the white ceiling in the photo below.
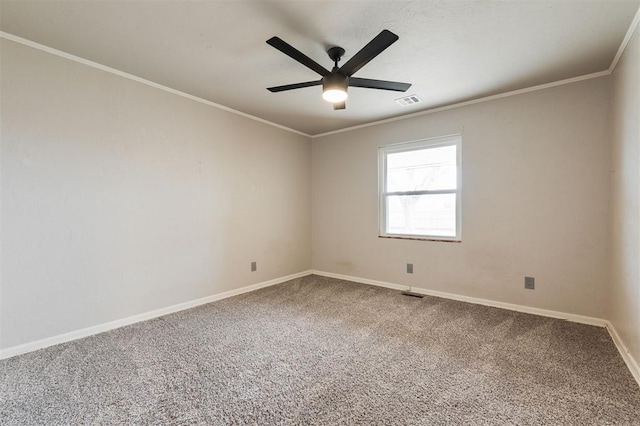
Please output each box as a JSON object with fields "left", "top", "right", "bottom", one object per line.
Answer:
{"left": 1, "top": 0, "right": 638, "bottom": 136}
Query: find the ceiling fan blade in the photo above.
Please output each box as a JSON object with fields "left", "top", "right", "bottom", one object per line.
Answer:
{"left": 338, "top": 29, "right": 399, "bottom": 77}
{"left": 349, "top": 77, "right": 411, "bottom": 92}
{"left": 267, "top": 80, "right": 322, "bottom": 92}
{"left": 333, "top": 101, "right": 346, "bottom": 110}
{"left": 267, "top": 37, "right": 330, "bottom": 77}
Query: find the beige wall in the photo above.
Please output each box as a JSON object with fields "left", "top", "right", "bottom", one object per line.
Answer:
{"left": 312, "top": 77, "right": 611, "bottom": 318}
{"left": 1, "top": 27, "right": 635, "bottom": 361}
{"left": 0, "top": 39, "right": 311, "bottom": 349}
{"left": 610, "top": 25, "right": 640, "bottom": 366}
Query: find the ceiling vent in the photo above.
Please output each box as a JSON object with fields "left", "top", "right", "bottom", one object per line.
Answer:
{"left": 395, "top": 94, "right": 422, "bottom": 106}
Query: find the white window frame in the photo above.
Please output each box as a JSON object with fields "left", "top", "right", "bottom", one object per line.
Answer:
{"left": 378, "top": 134, "right": 462, "bottom": 241}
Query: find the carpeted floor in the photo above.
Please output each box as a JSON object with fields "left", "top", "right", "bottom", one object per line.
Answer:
{"left": 2, "top": 274, "right": 639, "bottom": 425}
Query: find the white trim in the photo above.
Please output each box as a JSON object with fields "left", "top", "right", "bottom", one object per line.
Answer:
{"left": 312, "top": 71, "right": 610, "bottom": 138}
{"left": 609, "top": 6, "right": 640, "bottom": 73}
{"left": 0, "top": 31, "right": 310, "bottom": 138}
{"left": 4, "top": 3, "right": 638, "bottom": 142}
{"left": 3, "top": 269, "right": 638, "bottom": 388}
{"left": 311, "top": 270, "right": 607, "bottom": 327}
{"left": 313, "top": 4, "right": 640, "bottom": 140}
{"left": 0, "top": 30, "right": 620, "bottom": 142}
{"left": 0, "top": 270, "right": 313, "bottom": 360}
{"left": 605, "top": 321, "right": 640, "bottom": 387}
{"left": 313, "top": 270, "right": 409, "bottom": 292}
{"left": 314, "top": 270, "right": 640, "bottom": 386}
{"left": 2, "top": 20, "right": 633, "bottom": 140}
{"left": 378, "top": 135, "right": 462, "bottom": 241}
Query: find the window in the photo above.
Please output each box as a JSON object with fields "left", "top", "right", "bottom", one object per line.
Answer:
{"left": 379, "top": 135, "right": 461, "bottom": 241}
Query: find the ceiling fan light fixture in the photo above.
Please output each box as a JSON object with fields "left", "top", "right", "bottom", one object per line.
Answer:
{"left": 322, "top": 73, "right": 348, "bottom": 103}
{"left": 323, "top": 88, "right": 348, "bottom": 103}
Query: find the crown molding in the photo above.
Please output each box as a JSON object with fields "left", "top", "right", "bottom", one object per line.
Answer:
{"left": 312, "top": 5, "right": 639, "bottom": 139}
{"left": 3, "top": 4, "right": 638, "bottom": 140}
{"left": 311, "top": 70, "right": 610, "bottom": 138}
{"left": 0, "top": 31, "right": 311, "bottom": 138}
{"left": 609, "top": 5, "right": 640, "bottom": 73}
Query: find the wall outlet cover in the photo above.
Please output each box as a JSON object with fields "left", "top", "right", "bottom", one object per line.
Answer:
{"left": 251, "top": 261, "right": 257, "bottom": 272}
{"left": 407, "top": 263, "right": 413, "bottom": 274}
{"left": 525, "top": 276, "right": 535, "bottom": 290}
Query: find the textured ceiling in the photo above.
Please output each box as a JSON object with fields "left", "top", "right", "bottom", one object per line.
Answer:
{"left": 1, "top": 0, "right": 638, "bottom": 135}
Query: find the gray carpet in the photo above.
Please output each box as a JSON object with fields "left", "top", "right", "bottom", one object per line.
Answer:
{"left": 2, "top": 275, "right": 639, "bottom": 425}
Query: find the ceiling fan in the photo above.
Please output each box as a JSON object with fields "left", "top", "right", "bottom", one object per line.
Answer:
{"left": 266, "top": 29, "right": 411, "bottom": 110}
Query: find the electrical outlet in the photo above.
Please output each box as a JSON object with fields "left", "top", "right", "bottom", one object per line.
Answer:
{"left": 524, "top": 276, "right": 535, "bottom": 290}
{"left": 407, "top": 263, "right": 413, "bottom": 274}
{"left": 251, "top": 261, "right": 257, "bottom": 272}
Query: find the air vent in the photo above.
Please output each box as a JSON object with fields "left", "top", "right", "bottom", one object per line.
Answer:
{"left": 395, "top": 94, "right": 422, "bottom": 106}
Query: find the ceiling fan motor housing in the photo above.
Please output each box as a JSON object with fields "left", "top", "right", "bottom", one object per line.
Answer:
{"left": 322, "top": 72, "right": 349, "bottom": 94}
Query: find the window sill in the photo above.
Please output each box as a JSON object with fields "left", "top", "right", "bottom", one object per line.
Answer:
{"left": 379, "top": 235, "right": 462, "bottom": 243}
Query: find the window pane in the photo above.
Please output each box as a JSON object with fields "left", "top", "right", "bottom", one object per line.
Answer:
{"left": 386, "top": 145, "right": 456, "bottom": 192}
{"left": 386, "top": 193, "right": 456, "bottom": 237}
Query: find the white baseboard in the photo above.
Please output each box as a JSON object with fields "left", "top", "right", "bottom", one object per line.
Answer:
{"left": 605, "top": 321, "right": 640, "bottom": 387}
{"left": 312, "top": 270, "right": 607, "bottom": 326}
{"left": 312, "top": 270, "right": 640, "bottom": 387}
{"left": 314, "top": 270, "right": 410, "bottom": 292}
{"left": 5, "top": 269, "right": 638, "bottom": 389}
{"left": 0, "top": 270, "right": 313, "bottom": 360}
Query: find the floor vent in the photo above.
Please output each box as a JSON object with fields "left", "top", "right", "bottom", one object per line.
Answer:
{"left": 395, "top": 94, "right": 422, "bottom": 106}
{"left": 402, "top": 291, "right": 424, "bottom": 298}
